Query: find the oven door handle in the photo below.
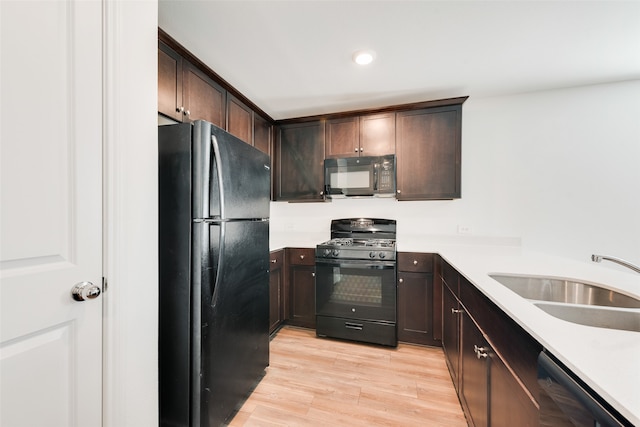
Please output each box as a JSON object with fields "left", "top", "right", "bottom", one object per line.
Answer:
{"left": 315, "top": 259, "right": 396, "bottom": 269}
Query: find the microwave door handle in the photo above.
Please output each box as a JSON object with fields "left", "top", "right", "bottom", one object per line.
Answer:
{"left": 373, "top": 163, "right": 379, "bottom": 191}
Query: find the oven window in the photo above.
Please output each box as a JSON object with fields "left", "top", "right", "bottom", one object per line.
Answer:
{"left": 329, "top": 268, "right": 382, "bottom": 306}
{"left": 316, "top": 261, "right": 396, "bottom": 322}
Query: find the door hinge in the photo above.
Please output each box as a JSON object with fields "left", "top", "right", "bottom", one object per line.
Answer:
{"left": 102, "top": 276, "right": 108, "bottom": 293}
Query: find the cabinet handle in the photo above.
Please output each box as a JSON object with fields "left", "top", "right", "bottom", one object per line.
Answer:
{"left": 184, "top": 110, "right": 190, "bottom": 116}
{"left": 360, "top": 147, "right": 363, "bottom": 152}
{"left": 396, "top": 190, "right": 401, "bottom": 194}
{"left": 354, "top": 148, "right": 359, "bottom": 153}
{"left": 451, "top": 308, "right": 463, "bottom": 314}
{"left": 311, "top": 272, "right": 315, "bottom": 277}
{"left": 474, "top": 345, "right": 489, "bottom": 359}
{"left": 413, "top": 260, "right": 418, "bottom": 265}
{"left": 271, "top": 259, "right": 277, "bottom": 263}
{"left": 398, "top": 278, "right": 404, "bottom": 283}
{"left": 176, "top": 106, "right": 184, "bottom": 113}
{"left": 300, "top": 254, "right": 305, "bottom": 260}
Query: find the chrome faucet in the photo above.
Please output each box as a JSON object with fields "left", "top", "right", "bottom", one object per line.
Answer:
{"left": 591, "top": 254, "right": 640, "bottom": 274}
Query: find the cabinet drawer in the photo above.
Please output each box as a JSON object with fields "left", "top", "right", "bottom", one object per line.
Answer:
{"left": 398, "top": 252, "right": 433, "bottom": 273}
{"left": 269, "top": 249, "right": 284, "bottom": 271}
{"left": 287, "top": 247, "right": 315, "bottom": 266}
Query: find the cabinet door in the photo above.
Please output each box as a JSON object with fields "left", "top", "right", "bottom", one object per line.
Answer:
{"left": 289, "top": 265, "right": 316, "bottom": 329}
{"left": 461, "top": 311, "right": 489, "bottom": 427}
{"left": 158, "top": 42, "right": 183, "bottom": 121}
{"left": 254, "top": 114, "right": 272, "bottom": 155}
{"left": 269, "top": 250, "right": 284, "bottom": 334}
{"left": 397, "top": 271, "right": 435, "bottom": 345}
{"left": 442, "top": 284, "right": 461, "bottom": 390}
{"left": 275, "top": 122, "right": 325, "bottom": 201}
{"left": 325, "top": 116, "right": 360, "bottom": 158}
{"left": 490, "top": 353, "right": 539, "bottom": 427}
{"left": 360, "top": 112, "right": 395, "bottom": 156}
{"left": 396, "top": 106, "right": 462, "bottom": 200}
{"left": 182, "top": 61, "right": 226, "bottom": 126}
{"left": 227, "top": 94, "right": 253, "bottom": 144}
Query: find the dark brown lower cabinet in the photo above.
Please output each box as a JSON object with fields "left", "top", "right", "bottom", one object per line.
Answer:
{"left": 397, "top": 252, "right": 439, "bottom": 346}
{"left": 269, "top": 250, "right": 284, "bottom": 334}
{"left": 439, "top": 256, "right": 540, "bottom": 427}
{"left": 286, "top": 248, "right": 316, "bottom": 329}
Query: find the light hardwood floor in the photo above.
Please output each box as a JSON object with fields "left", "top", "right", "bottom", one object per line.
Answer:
{"left": 228, "top": 326, "right": 467, "bottom": 426}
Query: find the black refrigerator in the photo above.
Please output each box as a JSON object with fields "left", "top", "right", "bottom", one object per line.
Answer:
{"left": 158, "top": 120, "right": 270, "bottom": 427}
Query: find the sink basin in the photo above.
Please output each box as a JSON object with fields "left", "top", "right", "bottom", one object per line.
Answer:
{"left": 533, "top": 302, "right": 640, "bottom": 333}
{"left": 489, "top": 274, "right": 640, "bottom": 308}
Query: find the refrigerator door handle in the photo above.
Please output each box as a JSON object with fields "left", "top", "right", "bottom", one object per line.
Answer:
{"left": 211, "top": 222, "right": 225, "bottom": 308}
{"left": 210, "top": 134, "right": 226, "bottom": 219}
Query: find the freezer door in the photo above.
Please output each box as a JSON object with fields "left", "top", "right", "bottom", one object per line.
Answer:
{"left": 192, "top": 219, "right": 270, "bottom": 426}
{"left": 192, "top": 120, "right": 270, "bottom": 220}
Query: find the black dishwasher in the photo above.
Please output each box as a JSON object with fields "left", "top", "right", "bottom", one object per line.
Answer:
{"left": 538, "top": 351, "right": 633, "bottom": 427}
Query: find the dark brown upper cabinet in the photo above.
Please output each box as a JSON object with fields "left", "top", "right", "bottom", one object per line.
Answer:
{"left": 158, "top": 31, "right": 276, "bottom": 157}
{"left": 274, "top": 121, "right": 325, "bottom": 201}
{"left": 325, "top": 113, "right": 395, "bottom": 158}
{"left": 359, "top": 112, "right": 396, "bottom": 157}
{"left": 325, "top": 117, "right": 359, "bottom": 157}
{"left": 158, "top": 42, "right": 183, "bottom": 122}
{"left": 253, "top": 114, "right": 272, "bottom": 156}
{"left": 182, "top": 61, "right": 226, "bottom": 127}
{"left": 396, "top": 103, "right": 463, "bottom": 200}
{"left": 226, "top": 93, "right": 253, "bottom": 144}
{"left": 158, "top": 41, "right": 226, "bottom": 127}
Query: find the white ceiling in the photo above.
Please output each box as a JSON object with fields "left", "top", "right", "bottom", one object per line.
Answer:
{"left": 158, "top": 0, "right": 640, "bottom": 120}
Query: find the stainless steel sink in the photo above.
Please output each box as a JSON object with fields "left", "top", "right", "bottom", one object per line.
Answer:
{"left": 489, "top": 274, "right": 640, "bottom": 308}
{"left": 533, "top": 302, "right": 640, "bottom": 333}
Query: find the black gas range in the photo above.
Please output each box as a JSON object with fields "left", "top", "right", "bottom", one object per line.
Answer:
{"left": 315, "top": 218, "right": 398, "bottom": 346}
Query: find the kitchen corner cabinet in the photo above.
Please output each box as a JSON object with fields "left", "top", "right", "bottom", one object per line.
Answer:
{"left": 440, "top": 257, "right": 541, "bottom": 427}
{"left": 269, "top": 249, "right": 285, "bottom": 334}
{"left": 325, "top": 113, "right": 395, "bottom": 158}
{"left": 397, "top": 252, "right": 440, "bottom": 346}
{"left": 274, "top": 122, "right": 325, "bottom": 201}
{"left": 285, "top": 248, "right": 316, "bottom": 329}
{"left": 396, "top": 104, "right": 463, "bottom": 200}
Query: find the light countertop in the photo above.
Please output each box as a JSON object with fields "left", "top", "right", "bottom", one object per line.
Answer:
{"left": 433, "top": 246, "right": 640, "bottom": 425}
{"left": 271, "top": 236, "right": 640, "bottom": 424}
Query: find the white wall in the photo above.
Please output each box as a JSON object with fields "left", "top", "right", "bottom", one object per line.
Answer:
{"left": 271, "top": 80, "right": 640, "bottom": 267}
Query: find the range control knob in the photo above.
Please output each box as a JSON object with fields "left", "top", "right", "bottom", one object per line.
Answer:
{"left": 369, "top": 251, "right": 377, "bottom": 259}
{"left": 323, "top": 248, "right": 331, "bottom": 257}
{"left": 379, "top": 252, "right": 386, "bottom": 259}
{"left": 332, "top": 249, "right": 340, "bottom": 257}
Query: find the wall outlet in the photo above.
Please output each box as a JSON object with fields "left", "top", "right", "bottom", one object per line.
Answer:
{"left": 457, "top": 225, "right": 472, "bottom": 235}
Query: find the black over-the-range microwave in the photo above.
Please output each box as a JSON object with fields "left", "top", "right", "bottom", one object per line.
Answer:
{"left": 324, "top": 155, "right": 396, "bottom": 198}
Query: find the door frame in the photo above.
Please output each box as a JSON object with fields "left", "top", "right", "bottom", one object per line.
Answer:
{"left": 102, "top": 1, "right": 159, "bottom": 426}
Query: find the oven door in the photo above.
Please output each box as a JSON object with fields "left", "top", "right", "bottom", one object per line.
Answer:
{"left": 315, "top": 258, "right": 396, "bottom": 323}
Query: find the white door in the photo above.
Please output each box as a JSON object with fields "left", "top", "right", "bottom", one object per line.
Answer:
{"left": 0, "top": 1, "right": 103, "bottom": 426}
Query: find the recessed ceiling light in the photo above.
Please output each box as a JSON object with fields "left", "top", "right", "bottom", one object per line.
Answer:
{"left": 353, "top": 50, "right": 376, "bottom": 65}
